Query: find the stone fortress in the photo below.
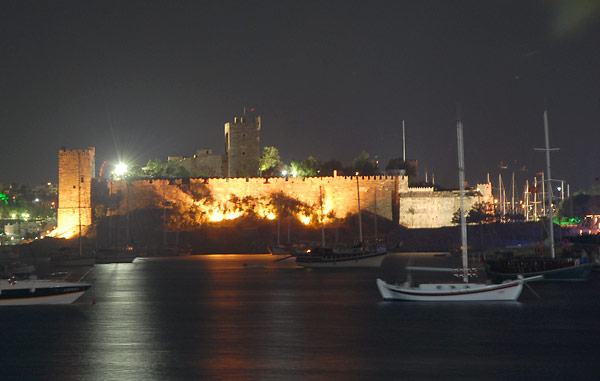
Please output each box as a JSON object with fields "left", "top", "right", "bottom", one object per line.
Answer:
{"left": 55, "top": 113, "right": 493, "bottom": 238}
{"left": 168, "top": 115, "right": 261, "bottom": 178}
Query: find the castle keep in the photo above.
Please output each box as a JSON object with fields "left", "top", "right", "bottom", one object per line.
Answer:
{"left": 55, "top": 147, "right": 95, "bottom": 237}
{"left": 169, "top": 115, "right": 261, "bottom": 178}
{"left": 225, "top": 115, "right": 261, "bottom": 177}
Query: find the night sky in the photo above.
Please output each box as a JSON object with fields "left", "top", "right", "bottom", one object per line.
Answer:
{"left": 2, "top": 1, "right": 600, "bottom": 192}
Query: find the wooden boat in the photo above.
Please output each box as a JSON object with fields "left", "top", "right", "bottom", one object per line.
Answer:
{"left": 486, "top": 256, "right": 593, "bottom": 282}
{"left": 296, "top": 245, "right": 388, "bottom": 268}
{"left": 267, "top": 245, "right": 290, "bottom": 255}
{"left": 377, "top": 119, "right": 542, "bottom": 302}
{"left": 377, "top": 274, "right": 542, "bottom": 302}
{"left": 484, "top": 112, "right": 592, "bottom": 282}
{"left": 94, "top": 245, "right": 136, "bottom": 264}
{"left": 295, "top": 177, "right": 388, "bottom": 268}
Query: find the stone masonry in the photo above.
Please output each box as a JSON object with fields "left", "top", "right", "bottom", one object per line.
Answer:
{"left": 56, "top": 147, "right": 95, "bottom": 236}
{"left": 224, "top": 116, "right": 261, "bottom": 178}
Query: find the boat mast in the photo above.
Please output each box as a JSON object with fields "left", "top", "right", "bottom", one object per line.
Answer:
{"left": 78, "top": 152, "right": 82, "bottom": 257}
{"left": 277, "top": 193, "right": 281, "bottom": 246}
{"left": 402, "top": 120, "right": 406, "bottom": 162}
{"left": 457, "top": 120, "right": 468, "bottom": 283}
{"left": 356, "top": 173, "right": 363, "bottom": 244}
{"left": 373, "top": 189, "right": 378, "bottom": 242}
{"left": 320, "top": 185, "right": 325, "bottom": 247}
{"left": 512, "top": 172, "right": 515, "bottom": 214}
{"left": 543, "top": 111, "right": 556, "bottom": 259}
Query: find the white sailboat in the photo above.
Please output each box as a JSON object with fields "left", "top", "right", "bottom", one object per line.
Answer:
{"left": 376, "top": 119, "right": 542, "bottom": 301}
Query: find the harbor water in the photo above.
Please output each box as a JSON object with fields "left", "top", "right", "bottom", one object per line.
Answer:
{"left": 1, "top": 253, "right": 599, "bottom": 380}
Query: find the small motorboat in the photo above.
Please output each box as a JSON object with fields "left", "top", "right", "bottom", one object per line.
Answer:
{"left": 0, "top": 275, "right": 91, "bottom": 306}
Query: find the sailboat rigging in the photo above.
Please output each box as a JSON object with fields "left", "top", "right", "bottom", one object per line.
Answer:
{"left": 485, "top": 111, "right": 593, "bottom": 282}
{"left": 295, "top": 174, "right": 388, "bottom": 268}
{"left": 377, "top": 119, "right": 542, "bottom": 301}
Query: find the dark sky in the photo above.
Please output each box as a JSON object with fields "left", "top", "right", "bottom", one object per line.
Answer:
{"left": 2, "top": 0, "right": 600, "bottom": 192}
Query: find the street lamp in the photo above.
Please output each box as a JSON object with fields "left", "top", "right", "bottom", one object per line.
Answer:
{"left": 114, "top": 162, "right": 128, "bottom": 177}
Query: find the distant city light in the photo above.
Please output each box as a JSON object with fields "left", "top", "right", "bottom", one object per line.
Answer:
{"left": 557, "top": 186, "right": 562, "bottom": 192}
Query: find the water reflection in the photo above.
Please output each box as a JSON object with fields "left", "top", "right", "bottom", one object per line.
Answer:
{"left": 1, "top": 255, "right": 598, "bottom": 380}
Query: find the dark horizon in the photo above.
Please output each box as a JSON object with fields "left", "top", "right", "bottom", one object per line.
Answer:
{"left": 1, "top": 1, "right": 599, "bottom": 192}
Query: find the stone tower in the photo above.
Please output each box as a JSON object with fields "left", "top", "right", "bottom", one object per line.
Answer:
{"left": 56, "top": 147, "right": 95, "bottom": 237}
{"left": 224, "top": 115, "right": 261, "bottom": 177}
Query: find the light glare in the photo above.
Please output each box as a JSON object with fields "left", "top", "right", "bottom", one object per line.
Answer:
{"left": 114, "top": 163, "right": 128, "bottom": 176}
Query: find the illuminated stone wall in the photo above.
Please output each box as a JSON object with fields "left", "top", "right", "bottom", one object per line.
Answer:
{"left": 108, "top": 175, "right": 406, "bottom": 227}
{"left": 56, "top": 147, "right": 95, "bottom": 237}
{"left": 399, "top": 182, "right": 493, "bottom": 228}
{"left": 105, "top": 176, "right": 493, "bottom": 230}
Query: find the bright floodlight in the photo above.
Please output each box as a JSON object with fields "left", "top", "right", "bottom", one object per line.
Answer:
{"left": 114, "top": 162, "right": 128, "bottom": 176}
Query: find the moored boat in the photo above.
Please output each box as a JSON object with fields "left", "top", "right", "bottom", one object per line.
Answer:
{"left": 377, "top": 119, "right": 544, "bottom": 302}
{"left": 376, "top": 275, "right": 542, "bottom": 302}
{"left": 94, "top": 245, "right": 136, "bottom": 264}
{"left": 485, "top": 256, "right": 593, "bottom": 282}
{"left": 267, "top": 245, "right": 291, "bottom": 255}
{"left": 0, "top": 276, "right": 91, "bottom": 306}
{"left": 295, "top": 245, "right": 388, "bottom": 268}
{"left": 484, "top": 112, "right": 593, "bottom": 283}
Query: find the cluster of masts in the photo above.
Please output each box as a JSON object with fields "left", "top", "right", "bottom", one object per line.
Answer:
{"left": 492, "top": 171, "right": 569, "bottom": 221}
{"left": 401, "top": 112, "right": 565, "bottom": 224}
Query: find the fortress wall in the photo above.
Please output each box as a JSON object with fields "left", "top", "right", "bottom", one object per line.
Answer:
{"left": 104, "top": 176, "right": 494, "bottom": 230}
{"left": 399, "top": 183, "right": 493, "bottom": 228}
{"left": 109, "top": 175, "right": 408, "bottom": 224}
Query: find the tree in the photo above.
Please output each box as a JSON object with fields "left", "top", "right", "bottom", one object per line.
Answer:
{"left": 145, "top": 159, "right": 189, "bottom": 179}
{"left": 452, "top": 202, "right": 495, "bottom": 225}
{"left": 351, "top": 150, "right": 377, "bottom": 175}
{"left": 304, "top": 156, "right": 320, "bottom": 175}
{"left": 319, "top": 159, "right": 343, "bottom": 176}
{"left": 123, "top": 165, "right": 147, "bottom": 181}
{"left": 259, "top": 146, "right": 281, "bottom": 175}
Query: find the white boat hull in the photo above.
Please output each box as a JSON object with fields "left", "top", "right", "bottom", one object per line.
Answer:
{"left": 376, "top": 278, "right": 525, "bottom": 301}
{"left": 0, "top": 279, "right": 91, "bottom": 306}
